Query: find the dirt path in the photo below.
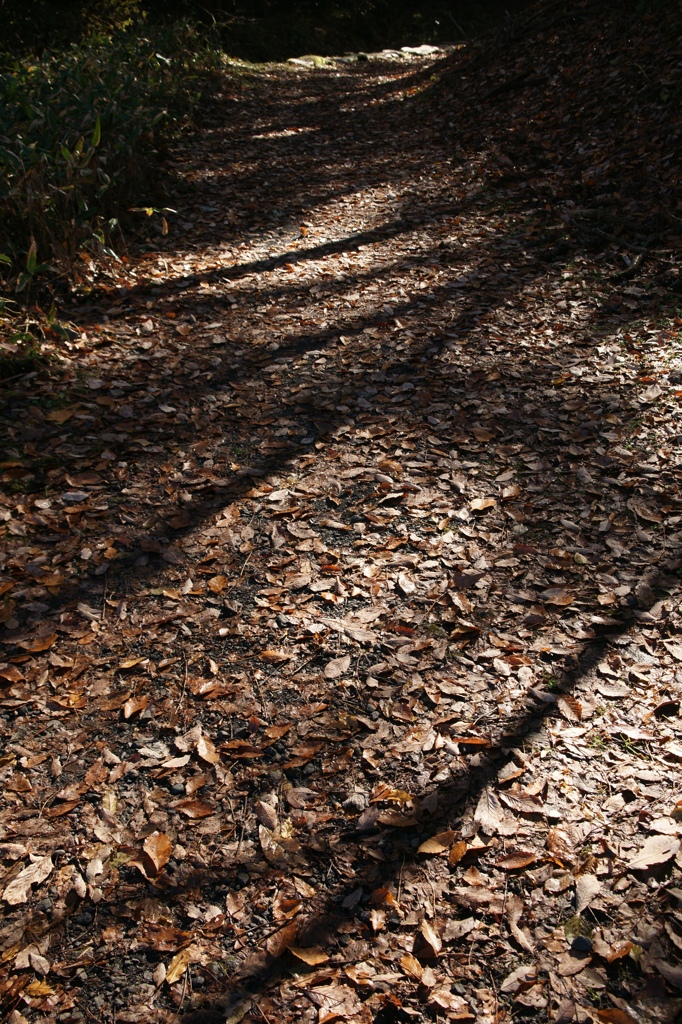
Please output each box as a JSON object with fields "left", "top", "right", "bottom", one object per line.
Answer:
{"left": 2, "top": 31, "right": 682, "bottom": 1024}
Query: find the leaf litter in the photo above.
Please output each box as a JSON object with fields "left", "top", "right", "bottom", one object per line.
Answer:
{"left": 1, "top": 2, "right": 682, "bottom": 1022}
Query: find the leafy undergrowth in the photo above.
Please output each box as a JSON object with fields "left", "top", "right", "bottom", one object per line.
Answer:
{"left": 0, "top": 22, "right": 223, "bottom": 288}
{"left": 1, "top": 3, "right": 682, "bottom": 1024}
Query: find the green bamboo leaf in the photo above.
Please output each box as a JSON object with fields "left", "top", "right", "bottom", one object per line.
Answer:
{"left": 92, "top": 115, "right": 101, "bottom": 147}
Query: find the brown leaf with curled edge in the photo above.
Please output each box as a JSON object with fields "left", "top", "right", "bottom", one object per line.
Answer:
{"left": 273, "top": 897, "right": 301, "bottom": 922}
{"left": 123, "top": 694, "right": 148, "bottom": 719}
{"left": 19, "top": 633, "right": 58, "bottom": 652}
{"left": 557, "top": 696, "right": 582, "bottom": 722}
{"left": 497, "top": 850, "right": 537, "bottom": 871}
{"left": 377, "top": 809, "right": 418, "bottom": 827}
{"left": 429, "top": 989, "right": 474, "bottom": 1018}
{"left": 255, "top": 800, "right": 279, "bottom": 831}
{"left": 419, "top": 919, "right": 442, "bottom": 956}
{"left": 546, "top": 826, "right": 576, "bottom": 866}
{"left": 627, "top": 834, "right": 680, "bottom": 871}
{"left": 165, "top": 947, "right": 193, "bottom": 986}
{"left": 470, "top": 497, "right": 497, "bottom": 512}
{"left": 369, "top": 908, "right": 386, "bottom": 932}
{"left": 287, "top": 946, "right": 329, "bottom": 966}
{"left": 45, "top": 799, "right": 80, "bottom": 818}
{"left": 118, "top": 656, "right": 147, "bottom": 670}
{"left": 175, "top": 799, "right": 214, "bottom": 819}
{"left": 418, "top": 830, "right": 457, "bottom": 855}
{"left": 539, "top": 587, "right": 574, "bottom": 606}
{"left": 499, "top": 785, "right": 544, "bottom": 816}
{"left": 472, "top": 427, "right": 495, "bottom": 442}
{"left": 196, "top": 733, "right": 219, "bottom": 765}
{"left": 143, "top": 832, "right": 173, "bottom": 874}
{"left": 400, "top": 953, "right": 423, "bottom": 981}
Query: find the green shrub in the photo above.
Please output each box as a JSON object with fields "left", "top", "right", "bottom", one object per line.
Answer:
{"left": 0, "top": 22, "right": 221, "bottom": 281}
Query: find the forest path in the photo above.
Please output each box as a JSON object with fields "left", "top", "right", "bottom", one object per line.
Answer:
{"left": 2, "top": 34, "right": 682, "bottom": 1024}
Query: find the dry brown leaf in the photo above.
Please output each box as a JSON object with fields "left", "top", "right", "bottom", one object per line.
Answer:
{"left": 449, "top": 840, "right": 468, "bottom": 866}
{"left": 287, "top": 946, "right": 329, "bottom": 966}
{"left": 428, "top": 988, "right": 474, "bottom": 1018}
{"left": 506, "top": 893, "right": 534, "bottom": 952}
{"left": 628, "top": 498, "right": 662, "bottom": 523}
{"left": 118, "top": 656, "right": 147, "bottom": 670}
{"left": 470, "top": 497, "right": 497, "bottom": 512}
{"left": 3, "top": 855, "right": 53, "bottom": 905}
{"left": 255, "top": 800, "right": 279, "bottom": 831}
{"left": 123, "top": 694, "right": 148, "bottom": 719}
{"left": 418, "top": 829, "right": 456, "bottom": 855}
{"left": 143, "top": 832, "right": 173, "bottom": 874}
{"left": 324, "top": 654, "right": 351, "bottom": 680}
{"left": 575, "top": 873, "right": 601, "bottom": 912}
{"left": 46, "top": 408, "right": 75, "bottom": 423}
{"left": 546, "top": 826, "right": 576, "bottom": 865}
{"left": 419, "top": 918, "right": 442, "bottom": 956}
{"left": 596, "top": 1010, "right": 640, "bottom": 1024}
{"left": 19, "top": 633, "right": 58, "bottom": 652}
{"left": 259, "top": 648, "right": 293, "bottom": 663}
{"left": 208, "top": 575, "right": 228, "bottom": 593}
{"left": 308, "top": 982, "right": 361, "bottom": 1022}
{"left": 539, "top": 587, "right": 574, "bottom": 606}
{"left": 196, "top": 733, "right": 219, "bottom": 765}
{"left": 165, "top": 947, "right": 192, "bottom": 985}
{"left": 369, "top": 908, "right": 386, "bottom": 932}
{"left": 174, "top": 799, "right": 214, "bottom": 819}
{"left": 497, "top": 850, "right": 536, "bottom": 871}
{"left": 400, "top": 953, "right": 423, "bottom": 980}
{"left": 627, "top": 834, "right": 680, "bottom": 871}
{"left": 557, "top": 695, "right": 582, "bottom": 722}
{"left": 474, "top": 787, "right": 505, "bottom": 834}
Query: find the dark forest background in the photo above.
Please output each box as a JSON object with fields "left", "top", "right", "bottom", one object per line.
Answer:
{"left": 2, "top": 0, "right": 536, "bottom": 60}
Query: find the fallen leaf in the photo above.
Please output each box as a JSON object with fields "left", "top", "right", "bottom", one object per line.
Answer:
{"left": 3, "top": 855, "right": 53, "bottom": 905}
{"left": 324, "top": 654, "right": 351, "bottom": 680}
{"left": 174, "top": 799, "right": 214, "bottom": 819}
{"left": 474, "top": 788, "right": 504, "bottom": 834}
{"left": 575, "top": 873, "right": 601, "bottom": 912}
{"left": 143, "top": 832, "right": 173, "bottom": 874}
{"left": 165, "top": 947, "right": 192, "bottom": 985}
{"left": 196, "top": 733, "right": 219, "bottom": 764}
{"left": 497, "top": 850, "right": 536, "bottom": 871}
{"left": 539, "top": 587, "right": 574, "bottom": 606}
{"left": 287, "top": 946, "right": 329, "bottom": 966}
{"left": 627, "top": 834, "right": 680, "bottom": 871}
{"left": 123, "top": 694, "right": 148, "bottom": 719}
{"left": 470, "top": 497, "right": 497, "bottom": 512}
{"left": 18, "top": 633, "right": 57, "bottom": 652}
{"left": 418, "top": 830, "right": 457, "bottom": 854}
{"left": 419, "top": 918, "right": 442, "bottom": 956}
